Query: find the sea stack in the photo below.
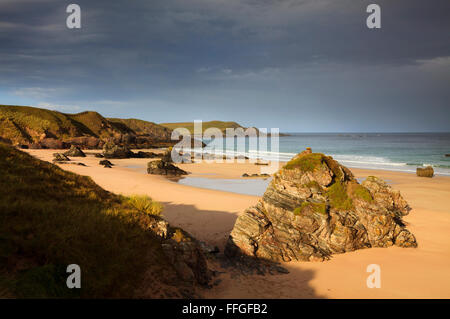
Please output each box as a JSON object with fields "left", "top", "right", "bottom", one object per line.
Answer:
{"left": 225, "top": 149, "right": 417, "bottom": 262}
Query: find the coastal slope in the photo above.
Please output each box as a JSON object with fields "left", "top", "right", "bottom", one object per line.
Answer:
{"left": 0, "top": 105, "right": 173, "bottom": 149}
{"left": 0, "top": 143, "right": 211, "bottom": 298}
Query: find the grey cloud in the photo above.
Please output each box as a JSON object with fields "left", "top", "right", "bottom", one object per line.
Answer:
{"left": 0, "top": 0, "right": 449, "bottom": 131}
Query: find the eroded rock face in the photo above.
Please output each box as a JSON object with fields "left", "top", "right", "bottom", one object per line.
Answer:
{"left": 149, "top": 217, "right": 212, "bottom": 285}
{"left": 225, "top": 150, "right": 417, "bottom": 262}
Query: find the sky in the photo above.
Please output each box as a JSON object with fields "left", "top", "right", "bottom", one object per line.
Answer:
{"left": 0, "top": 0, "right": 449, "bottom": 132}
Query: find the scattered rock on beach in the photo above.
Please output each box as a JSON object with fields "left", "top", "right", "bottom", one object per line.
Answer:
{"left": 102, "top": 142, "right": 133, "bottom": 159}
{"left": 52, "top": 153, "right": 70, "bottom": 162}
{"left": 99, "top": 160, "right": 113, "bottom": 167}
{"left": 416, "top": 166, "right": 434, "bottom": 178}
{"left": 225, "top": 148, "right": 417, "bottom": 263}
{"left": 134, "top": 151, "right": 159, "bottom": 158}
{"left": 147, "top": 159, "right": 187, "bottom": 176}
{"left": 242, "top": 173, "right": 271, "bottom": 178}
{"left": 255, "top": 160, "right": 269, "bottom": 166}
{"left": 63, "top": 145, "right": 86, "bottom": 157}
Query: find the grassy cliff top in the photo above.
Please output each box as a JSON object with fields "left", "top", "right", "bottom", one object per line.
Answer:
{"left": 0, "top": 105, "right": 172, "bottom": 144}
{"left": 0, "top": 143, "right": 178, "bottom": 298}
{"left": 108, "top": 117, "right": 172, "bottom": 137}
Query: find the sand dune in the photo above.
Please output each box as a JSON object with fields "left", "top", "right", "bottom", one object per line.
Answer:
{"left": 26, "top": 149, "right": 450, "bottom": 298}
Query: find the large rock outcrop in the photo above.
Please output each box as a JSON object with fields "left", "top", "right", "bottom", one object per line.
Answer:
{"left": 225, "top": 149, "right": 417, "bottom": 262}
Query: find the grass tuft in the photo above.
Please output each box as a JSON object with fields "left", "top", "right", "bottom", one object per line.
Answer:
{"left": 125, "top": 195, "right": 162, "bottom": 216}
{"left": 326, "top": 181, "right": 353, "bottom": 211}
{"left": 284, "top": 153, "right": 325, "bottom": 171}
{"left": 349, "top": 183, "right": 374, "bottom": 203}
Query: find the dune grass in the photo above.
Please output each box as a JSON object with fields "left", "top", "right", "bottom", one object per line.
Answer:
{"left": 0, "top": 143, "right": 171, "bottom": 298}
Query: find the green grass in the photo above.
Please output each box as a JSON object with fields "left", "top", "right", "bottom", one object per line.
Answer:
{"left": 294, "top": 202, "right": 327, "bottom": 216}
{"left": 125, "top": 195, "right": 162, "bottom": 216}
{"left": 284, "top": 153, "right": 325, "bottom": 171}
{"left": 349, "top": 183, "right": 374, "bottom": 203}
{"left": 325, "top": 181, "right": 353, "bottom": 211}
{"left": 108, "top": 118, "right": 171, "bottom": 140}
{"left": 303, "top": 180, "right": 322, "bottom": 190}
{"left": 0, "top": 143, "right": 173, "bottom": 298}
{"left": 0, "top": 105, "right": 173, "bottom": 145}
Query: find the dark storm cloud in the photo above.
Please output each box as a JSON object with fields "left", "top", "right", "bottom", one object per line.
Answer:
{"left": 0, "top": 0, "right": 449, "bottom": 131}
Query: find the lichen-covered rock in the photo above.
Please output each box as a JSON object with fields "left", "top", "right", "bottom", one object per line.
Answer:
{"left": 149, "top": 217, "right": 212, "bottom": 285}
{"left": 147, "top": 160, "right": 187, "bottom": 176}
{"left": 63, "top": 145, "right": 86, "bottom": 157}
{"left": 416, "top": 166, "right": 434, "bottom": 178}
{"left": 225, "top": 149, "right": 417, "bottom": 262}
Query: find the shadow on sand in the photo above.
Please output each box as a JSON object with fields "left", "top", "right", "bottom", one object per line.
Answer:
{"left": 161, "top": 202, "right": 325, "bottom": 298}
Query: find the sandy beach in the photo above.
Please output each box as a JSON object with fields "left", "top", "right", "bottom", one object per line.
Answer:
{"left": 26, "top": 149, "right": 450, "bottom": 299}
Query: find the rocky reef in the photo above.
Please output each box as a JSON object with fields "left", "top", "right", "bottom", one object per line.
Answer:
{"left": 225, "top": 149, "right": 417, "bottom": 262}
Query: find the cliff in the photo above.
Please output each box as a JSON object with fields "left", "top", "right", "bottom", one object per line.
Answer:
{"left": 0, "top": 105, "right": 174, "bottom": 149}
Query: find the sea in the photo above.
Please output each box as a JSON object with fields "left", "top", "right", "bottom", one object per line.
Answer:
{"left": 199, "top": 133, "right": 450, "bottom": 176}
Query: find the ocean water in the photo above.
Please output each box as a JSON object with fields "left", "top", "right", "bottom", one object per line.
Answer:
{"left": 199, "top": 133, "right": 450, "bottom": 176}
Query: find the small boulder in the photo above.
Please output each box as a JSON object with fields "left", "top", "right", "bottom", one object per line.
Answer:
{"left": 94, "top": 153, "right": 104, "bottom": 158}
{"left": 242, "top": 173, "right": 250, "bottom": 177}
{"left": 53, "top": 153, "right": 70, "bottom": 162}
{"left": 416, "top": 166, "right": 434, "bottom": 178}
{"left": 64, "top": 145, "right": 86, "bottom": 157}
{"left": 147, "top": 160, "right": 187, "bottom": 176}
{"left": 99, "top": 160, "right": 113, "bottom": 166}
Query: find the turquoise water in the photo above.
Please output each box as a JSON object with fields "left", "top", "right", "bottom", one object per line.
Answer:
{"left": 200, "top": 133, "right": 450, "bottom": 176}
